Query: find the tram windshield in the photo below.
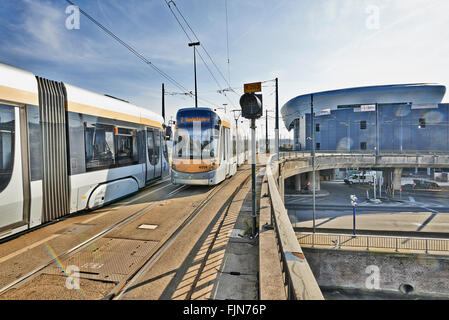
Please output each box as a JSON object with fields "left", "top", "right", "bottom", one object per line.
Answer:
{"left": 174, "top": 109, "right": 220, "bottom": 160}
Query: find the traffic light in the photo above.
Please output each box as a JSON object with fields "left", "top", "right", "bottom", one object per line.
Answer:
{"left": 239, "top": 93, "right": 263, "bottom": 119}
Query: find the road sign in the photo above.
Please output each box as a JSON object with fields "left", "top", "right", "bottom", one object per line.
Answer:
{"left": 244, "top": 82, "right": 262, "bottom": 93}
{"left": 350, "top": 195, "right": 358, "bottom": 207}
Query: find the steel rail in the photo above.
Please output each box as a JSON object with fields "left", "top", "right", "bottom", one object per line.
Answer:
{"left": 110, "top": 168, "right": 251, "bottom": 300}
{"left": 0, "top": 180, "right": 185, "bottom": 296}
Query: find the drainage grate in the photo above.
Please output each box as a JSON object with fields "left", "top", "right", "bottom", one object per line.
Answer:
{"left": 44, "top": 238, "right": 158, "bottom": 283}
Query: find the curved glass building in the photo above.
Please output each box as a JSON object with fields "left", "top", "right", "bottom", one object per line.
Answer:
{"left": 281, "top": 84, "right": 447, "bottom": 153}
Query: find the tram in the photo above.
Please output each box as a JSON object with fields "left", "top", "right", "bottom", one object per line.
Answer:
{"left": 0, "top": 62, "right": 170, "bottom": 240}
{"left": 171, "top": 107, "right": 248, "bottom": 185}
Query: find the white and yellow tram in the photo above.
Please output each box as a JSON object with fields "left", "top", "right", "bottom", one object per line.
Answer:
{"left": 0, "top": 63, "right": 169, "bottom": 240}
{"left": 171, "top": 107, "right": 248, "bottom": 185}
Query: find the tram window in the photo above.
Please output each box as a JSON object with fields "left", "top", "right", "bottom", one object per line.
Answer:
{"left": 0, "top": 105, "right": 15, "bottom": 193}
{"left": 27, "top": 105, "right": 42, "bottom": 181}
{"left": 148, "top": 129, "right": 161, "bottom": 165}
{"left": 85, "top": 123, "right": 115, "bottom": 171}
{"left": 176, "top": 135, "right": 183, "bottom": 157}
{"left": 117, "top": 136, "right": 133, "bottom": 165}
{"left": 147, "top": 130, "right": 155, "bottom": 164}
{"left": 221, "top": 127, "right": 226, "bottom": 160}
{"left": 116, "top": 127, "right": 138, "bottom": 166}
{"left": 162, "top": 137, "right": 169, "bottom": 162}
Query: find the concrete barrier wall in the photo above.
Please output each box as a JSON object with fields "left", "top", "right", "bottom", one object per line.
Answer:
{"left": 303, "top": 248, "right": 449, "bottom": 298}
{"left": 264, "top": 155, "right": 324, "bottom": 300}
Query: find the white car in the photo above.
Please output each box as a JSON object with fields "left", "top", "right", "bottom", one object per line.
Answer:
{"left": 344, "top": 174, "right": 375, "bottom": 185}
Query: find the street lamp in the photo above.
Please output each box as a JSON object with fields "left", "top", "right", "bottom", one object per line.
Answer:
{"left": 232, "top": 109, "right": 241, "bottom": 165}
{"left": 188, "top": 41, "right": 200, "bottom": 108}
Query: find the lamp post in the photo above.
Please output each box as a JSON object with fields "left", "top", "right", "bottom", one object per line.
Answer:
{"left": 350, "top": 195, "right": 358, "bottom": 236}
{"left": 188, "top": 41, "right": 200, "bottom": 108}
{"left": 311, "top": 94, "right": 316, "bottom": 234}
{"left": 232, "top": 109, "right": 241, "bottom": 165}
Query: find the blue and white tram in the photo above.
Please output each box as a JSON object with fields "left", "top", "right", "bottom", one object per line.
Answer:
{"left": 0, "top": 62, "right": 170, "bottom": 240}
{"left": 171, "top": 107, "right": 248, "bottom": 186}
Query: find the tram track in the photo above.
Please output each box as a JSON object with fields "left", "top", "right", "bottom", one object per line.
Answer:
{"left": 0, "top": 169, "right": 251, "bottom": 300}
{"left": 109, "top": 168, "right": 251, "bottom": 300}
{"left": 0, "top": 180, "right": 186, "bottom": 297}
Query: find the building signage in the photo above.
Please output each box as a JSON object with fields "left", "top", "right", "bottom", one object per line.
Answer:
{"left": 316, "top": 109, "right": 331, "bottom": 117}
{"left": 244, "top": 82, "right": 262, "bottom": 93}
{"left": 360, "top": 104, "right": 376, "bottom": 112}
{"left": 411, "top": 104, "right": 439, "bottom": 110}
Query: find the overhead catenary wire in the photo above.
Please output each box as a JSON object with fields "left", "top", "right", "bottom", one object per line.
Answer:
{"left": 164, "top": 0, "right": 240, "bottom": 109}
{"left": 225, "top": 0, "right": 231, "bottom": 85}
{"left": 64, "top": 0, "right": 218, "bottom": 108}
{"left": 163, "top": 0, "right": 238, "bottom": 110}
{"left": 167, "top": 0, "right": 238, "bottom": 95}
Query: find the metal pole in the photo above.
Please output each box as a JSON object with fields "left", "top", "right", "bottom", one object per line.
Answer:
{"left": 235, "top": 118, "right": 239, "bottom": 166}
{"left": 266, "top": 109, "right": 269, "bottom": 154}
{"left": 353, "top": 206, "right": 356, "bottom": 236}
{"left": 251, "top": 119, "right": 257, "bottom": 237}
{"left": 162, "top": 83, "right": 165, "bottom": 122}
{"left": 376, "top": 103, "right": 379, "bottom": 156}
{"left": 275, "top": 78, "right": 279, "bottom": 161}
{"left": 311, "top": 94, "right": 316, "bottom": 233}
{"left": 193, "top": 46, "right": 198, "bottom": 108}
{"left": 188, "top": 42, "right": 200, "bottom": 108}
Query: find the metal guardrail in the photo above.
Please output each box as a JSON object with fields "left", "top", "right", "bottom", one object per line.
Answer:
{"left": 280, "top": 150, "right": 449, "bottom": 156}
{"left": 297, "top": 232, "right": 449, "bottom": 254}
{"left": 265, "top": 154, "right": 324, "bottom": 300}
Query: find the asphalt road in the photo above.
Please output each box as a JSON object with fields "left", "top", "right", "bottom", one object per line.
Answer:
{"left": 285, "top": 181, "right": 449, "bottom": 231}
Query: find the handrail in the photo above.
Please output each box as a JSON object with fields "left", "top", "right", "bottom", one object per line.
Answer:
{"left": 298, "top": 232, "right": 449, "bottom": 254}
{"left": 265, "top": 154, "right": 324, "bottom": 300}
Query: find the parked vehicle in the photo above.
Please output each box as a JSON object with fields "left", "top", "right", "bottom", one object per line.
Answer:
{"left": 344, "top": 174, "right": 375, "bottom": 185}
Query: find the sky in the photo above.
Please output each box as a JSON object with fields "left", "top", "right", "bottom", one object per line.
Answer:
{"left": 1, "top": 0, "right": 449, "bottom": 140}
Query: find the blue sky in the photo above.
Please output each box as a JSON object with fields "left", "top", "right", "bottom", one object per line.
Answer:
{"left": 1, "top": 0, "right": 449, "bottom": 139}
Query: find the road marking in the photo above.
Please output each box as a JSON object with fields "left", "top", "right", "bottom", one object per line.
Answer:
{"left": 409, "top": 196, "right": 415, "bottom": 202}
{"left": 0, "top": 234, "right": 60, "bottom": 264}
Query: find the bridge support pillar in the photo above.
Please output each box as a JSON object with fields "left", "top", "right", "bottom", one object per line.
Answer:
{"left": 393, "top": 168, "right": 403, "bottom": 193}
{"left": 294, "top": 174, "right": 302, "bottom": 192}
{"left": 307, "top": 171, "right": 321, "bottom": 192}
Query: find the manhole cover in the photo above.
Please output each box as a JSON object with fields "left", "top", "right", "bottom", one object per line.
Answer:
{"left": 138, "top": 224, "right": 158, "bottom": 230}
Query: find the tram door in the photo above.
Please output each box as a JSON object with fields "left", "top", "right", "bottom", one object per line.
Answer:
{"left": 0, "top": 105, "right": 27, "bottom": 230}
{"left": 146, "top": 128, "right": 162, "bottom": 182}
{"left": 222, "top": 127, "right": 230, "bottom": 176}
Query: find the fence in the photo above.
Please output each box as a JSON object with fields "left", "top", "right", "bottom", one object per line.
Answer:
{"left": 297, "top": 232, "right": 449, "bottom": 254}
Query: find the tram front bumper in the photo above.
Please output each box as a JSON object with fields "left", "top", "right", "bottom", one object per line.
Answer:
{"left": 171, "top": 169, "right": 218, "bottom": 186}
